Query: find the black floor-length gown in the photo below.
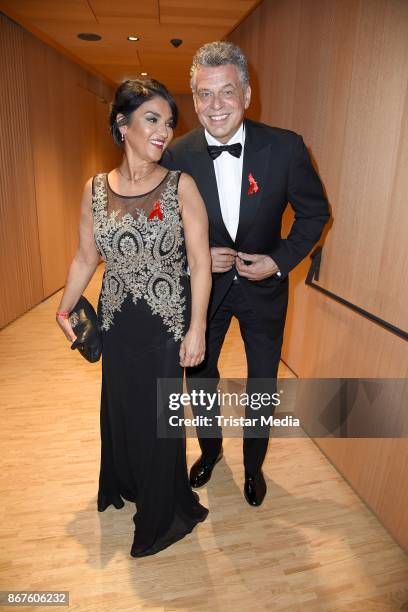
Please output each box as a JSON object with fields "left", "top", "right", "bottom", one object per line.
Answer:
{"left": 92, "top": 170, "right": 208, "bottom": 557}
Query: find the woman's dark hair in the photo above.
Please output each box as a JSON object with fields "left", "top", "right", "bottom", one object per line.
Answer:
{"left": 109, "top": 78, "right": 178, "bottom": 146}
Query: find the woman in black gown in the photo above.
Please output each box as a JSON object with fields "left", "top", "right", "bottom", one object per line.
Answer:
{"left": 56, "top": 79, "right": 211, "bottom": 557}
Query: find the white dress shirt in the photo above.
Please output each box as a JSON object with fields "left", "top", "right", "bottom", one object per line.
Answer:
{"left": 205, "top": 123, "right": 245, "bottom": 242}
{"left": 204, "top": 122, "right": 281, "bottom": 279}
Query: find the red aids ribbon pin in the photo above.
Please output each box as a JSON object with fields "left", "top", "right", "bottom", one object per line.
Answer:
{"left": 148, "top": 201, "right": 163, "bottom": 221}
{"left": 247, "top": 173, "right": 259, "bottom": 195}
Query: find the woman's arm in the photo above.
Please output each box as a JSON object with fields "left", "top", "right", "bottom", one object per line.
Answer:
{"left": 56, "top": 178, "right": 101, "bottom": 341}
{"left": 178, "top": 172, "right": 212, "bottom": 368}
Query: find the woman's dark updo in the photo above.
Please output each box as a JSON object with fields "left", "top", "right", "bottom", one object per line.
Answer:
{"left": 109, "top": 78, "right": 178, "bottom": 147}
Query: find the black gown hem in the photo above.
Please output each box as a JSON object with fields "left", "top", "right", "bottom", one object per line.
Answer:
{"left": 97, "top": 492, "right": 125, "bottom": 512}
{"left": 130, "top": 508, "right": 209, "bottom": 558}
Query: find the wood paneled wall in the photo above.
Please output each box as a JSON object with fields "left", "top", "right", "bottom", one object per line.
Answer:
{"left": 230, "top": 0, "right": 408, "bottom": 549}
{"left": 0, "top": 15, "right": 44, "bottom": 326}
{"left": 0, "top": 13, "right": 120, "bottom": 327}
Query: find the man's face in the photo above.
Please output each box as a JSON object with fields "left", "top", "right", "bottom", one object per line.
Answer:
{"left": 193, "top": 64, "right": 251, "bottom": 143}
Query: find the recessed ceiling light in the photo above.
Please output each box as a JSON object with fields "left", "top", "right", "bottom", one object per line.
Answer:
{"left": 127, "top": 35, "right": 140, "bottom": 41}
{"left": 77, "top": 33, "right": 101, "bottom": 41}
{"left": 140, "top": 72, "right": 148, "bottom": 76}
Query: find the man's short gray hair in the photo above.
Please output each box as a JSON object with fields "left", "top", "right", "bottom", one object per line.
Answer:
{"left": 190, "top": 41, "right": 249, "bottom": 91}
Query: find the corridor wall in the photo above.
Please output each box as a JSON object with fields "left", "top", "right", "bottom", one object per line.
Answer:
{"left": 0, "top": 13, "right": 120, "bottom": 328}
{"left": 229, "top": 0, "right": 408, "bottom": 549}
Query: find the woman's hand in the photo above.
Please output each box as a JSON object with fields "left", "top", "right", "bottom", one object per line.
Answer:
{"left": 179, "top": 327, "right": 206, "bottom": 368}
{"left": 56, "top": 314, "right": 77, "bottom": 343}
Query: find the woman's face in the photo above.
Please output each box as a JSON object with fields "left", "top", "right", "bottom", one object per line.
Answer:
{"left": 118, "top": 96, "right": 174, "bottom": 162}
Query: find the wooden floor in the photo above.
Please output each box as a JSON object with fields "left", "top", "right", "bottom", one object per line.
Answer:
{"left": 0, "top": 265, "right": 407, "bottom": 612}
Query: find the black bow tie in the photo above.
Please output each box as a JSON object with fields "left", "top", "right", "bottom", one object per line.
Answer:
{"left": 207, "top": 142, "right": 242, "bottom": 160}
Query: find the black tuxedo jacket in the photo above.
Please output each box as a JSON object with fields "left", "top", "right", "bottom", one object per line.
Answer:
{"left": 162, "top": 118, "right": 330, "bottom": 333}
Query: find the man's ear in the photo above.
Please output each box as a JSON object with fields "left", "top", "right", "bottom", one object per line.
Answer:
{"left": 192, "top": 93, "right": 199, "bottom": 115}
{"left": 244, "top": 85, "right": 252, "bottom": 110}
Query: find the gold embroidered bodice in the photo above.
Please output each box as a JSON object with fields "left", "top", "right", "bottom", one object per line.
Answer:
{"left": 92, "top": 171, "right": 188, "bottom": 341}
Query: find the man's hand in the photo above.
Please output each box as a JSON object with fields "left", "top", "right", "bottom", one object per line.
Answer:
{"left": 235, "top": 252, "right": 279, "bottom": 281}
{"left": 211, "top": 247, "right": 237, "bottom": 273}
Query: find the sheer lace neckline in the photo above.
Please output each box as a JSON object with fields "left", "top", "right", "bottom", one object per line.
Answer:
{"left": 106, "top": 171, "right": 170, "bottom": 199}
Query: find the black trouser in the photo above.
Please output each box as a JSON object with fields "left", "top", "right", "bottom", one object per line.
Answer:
{"left": 186, "top": 280, "right": 284, "bottom": 475}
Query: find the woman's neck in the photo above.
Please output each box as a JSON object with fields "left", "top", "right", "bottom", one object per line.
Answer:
{"left": 119, "top": 153, "right": 157, "bottom": 183}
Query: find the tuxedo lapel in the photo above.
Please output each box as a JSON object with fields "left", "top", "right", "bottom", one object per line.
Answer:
{"left": 190, "top": 130, "right": 234, "bottom": 247}
{"left": 235, "top": 120, "right": 271, "bottom": 247}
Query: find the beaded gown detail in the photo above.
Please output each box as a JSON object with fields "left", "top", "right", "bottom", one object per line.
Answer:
{"left": 92, "top": 170, "right": 208, "bottom": 557}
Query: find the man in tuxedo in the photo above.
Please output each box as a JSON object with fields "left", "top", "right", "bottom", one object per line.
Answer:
{"left": 162, "top": 41, "right": 330, "bottom": 506}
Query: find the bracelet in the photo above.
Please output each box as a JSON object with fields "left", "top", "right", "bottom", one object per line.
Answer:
{"left": 56, "top": 311, "right": 70, "bottom": 319}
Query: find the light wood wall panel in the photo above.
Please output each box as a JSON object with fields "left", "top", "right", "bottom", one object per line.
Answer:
{"left": 316, "top": 438, "right": 408, "bottom": 552}
{"left": 0, "top": 14, "right": 44, "bottom": 328}
{"left": 231, "top": 0, "right": 408, "bottom": 372}
{"left": 25, "top": 36, "right": 83, "bottom": 298}
{"left": 25, "top": 35, "right": 120, "bottom": 297}
{"left": 230, "top": 0, "right": 408, "bottom": 549}
{"left": 0, "top": 13, "right": 120, "bottom": 327}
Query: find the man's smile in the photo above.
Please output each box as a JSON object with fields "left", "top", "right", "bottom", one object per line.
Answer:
{"left": 208, "top": 114, "right": 229, "bottom": 122}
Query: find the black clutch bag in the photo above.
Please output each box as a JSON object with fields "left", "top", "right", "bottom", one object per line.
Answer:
{"left": 69, "top": 295, "right": 102, "bottom": 363}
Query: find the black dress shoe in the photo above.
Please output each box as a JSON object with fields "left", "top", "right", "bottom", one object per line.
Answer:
{"left": 244, "top": 471, "right": 266, "bottom": 506}
{"left": 189, "top": 450, "right": 223, "bottom": 488}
